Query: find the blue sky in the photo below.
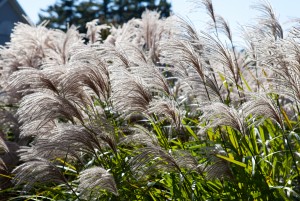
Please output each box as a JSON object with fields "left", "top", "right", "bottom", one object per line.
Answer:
{"left": 18, "top": 0, "right": 300, "bottom": 37}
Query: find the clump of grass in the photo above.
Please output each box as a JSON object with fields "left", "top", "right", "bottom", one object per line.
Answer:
{"left": 0, "top": 2, "right": 300, "bottom": 200}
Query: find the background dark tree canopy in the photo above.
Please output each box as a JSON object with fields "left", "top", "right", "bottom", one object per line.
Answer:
{"left": 38, "top": 0, "right": 172, "bottom": 32}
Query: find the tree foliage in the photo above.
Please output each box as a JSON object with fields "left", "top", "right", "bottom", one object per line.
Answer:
{"left": 38, "top": 0, "right": 171, "bottom": 32}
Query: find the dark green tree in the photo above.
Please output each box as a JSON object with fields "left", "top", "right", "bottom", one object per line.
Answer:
{"left": 38, "top": 0, "right": 172, "bottom": 33}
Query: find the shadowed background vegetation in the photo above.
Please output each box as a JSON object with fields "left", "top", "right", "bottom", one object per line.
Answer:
{"left": 38, "top": 0, "right": 171, "bottom": 32}
{"left": 0, "top": 0, "right": 300, "bottom": 200}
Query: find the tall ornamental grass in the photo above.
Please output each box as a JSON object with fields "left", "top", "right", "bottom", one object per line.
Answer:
{"left": 0, "top": 1, "right": 300, "bottom": 200}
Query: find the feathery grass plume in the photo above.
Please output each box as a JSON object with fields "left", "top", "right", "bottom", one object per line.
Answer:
{"left": 104, "top": 44, "right": 132, "bottom": 68}
{"left": 130, "top": 146, "right": 199, "bottom": 179}
{"left": 240, "top": 44, "right": 260, "bottom": 92}
{"left": 119, "top": 124, "right": 159, "bottom": 147}
{"left": 43, "top": 26, "right": 83, "bottom": 65}
{"left": 193, "top": 0, "right": 249, "bottom": 102}
{"left": 105, "top": 10, "right": 175, "bottom": 62}
{"left": 0, "top": 22, "right": 48, "bottom": 76}
{"left": 263, "top": 39, "right": 300, "bottom": 105}
{"left": 204, "top": 144, "right": 233, "bottom": 180}
{"left": 278, "top": 35, "right": 300, "bottom": 105}
{"left": 252, "top": 0, "right": 283, "bottom": 40}
{"left": 18, "top": 120, "right": 56, "bottom": 139}
{"left": 201, "top": 0, "right": 217, "bottom": 29}
{"left": 243, "top": 94, "right": 283, "bottom": 128}
{"left": 86, "top": 19, "right": 111, "bottom": 44}
{"left": 105, "top": 19, "right": 143, "bottom": 46}
{"left": 110, "top": 66, "right": 152, "bottom": 118}
{"left": 77, "top": 166, "right": 118, "bottom": 198}
{"left": 200, "top": 102, "right": 247, "bottom": 136}
{"left": 32, "top": 124, "right": 116, "bottom": 159}
{"left": 246, "top": 1, "right": 287, "bottom": 93}
{"left": 60, "top": 57, "right": 111, "bottom": 103}
{"left": 140, "top": 10, "right": 175, "bottom": 62}
{"left": 17, "top": 92, "right": 84, "bottom": 129}
{"left": 6, "top": 67, "right": 61, "bottom": 96}
{"left": 12, "top": 157, "right": 65, "bottom": 191}
{"left": 17, "top": 142, "right": 81, "bottom": 167}
{"left": 0, "top": 23, "right": 75, "bottom": 92}
{"left": 200, "top": 32, "right": 244, "bottom": 97}
{"left": 216, "top": 16, "right": 233, "bottom": 42}
{"left": 244, "top": 20, "right": 300, "bottom": 105}
{"left": 147, "top": 98, "right": 183, "bottom": 130}
{"left": 16, "top": 145, "right": 70, "bottom": 164}
{"left": 0, "top": 158, "right": 7, "bottom": 171}
{"left": 0, "top": 136, "right": 8, "bottom": 154}
{"left": 176, "top": 16, "right": 202, "bottom": 45}
{"left": 120, "top": 43, "right": 150, "bottom": 65}
{"left": 160, "top": 38, "right": 222, "bottom": 104}
{"left": 242, "top": 27, "right": 276, "bottom": 93}
{"left": 215, "top": 15, "right": 247, "bottom": 89}
{"left": 141, "top": 10, "right": 161, "bottom": 51}
{"left": 129, "top": 64, "right": 171, "bottom": 96}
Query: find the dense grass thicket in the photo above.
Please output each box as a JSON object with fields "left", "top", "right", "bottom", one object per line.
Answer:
{"left": 1, "top": 0, "right": 300, "bottom": 200}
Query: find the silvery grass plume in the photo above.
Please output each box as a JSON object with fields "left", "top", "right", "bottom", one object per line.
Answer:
{"left": 139, "top": 10, "right": 176, "bottom": 63}
{"left": 0, "top": 23, "right": 85, "bottom": 145}
{"left": 17, "top": 92, "right": 84, "bottom": 129}
{"left": 28, "top": 124, "right": 116, "bottom": 161}
{"left": 0, "top": 23, "right": 82, "bottom": 89}
{"left": 242, "top": 94, "right": 283, "bottom": 128}
{"left": 1, "top": 23, "right": 84, "bottom": 104}
{"left": 77, "top": 166, "right": 118, "bottom": 198}
{"left": 203, "top": 144, "right": 233, "bottom": 180}
{"left": 200, "top": 102, "right": 248, "bottom": 136}
{"left": 119, "top": 124, "right": 159, "bottom": 147}
{"left": 242, "top": 1, "right": 288, "bottom": 94}
{"left": 110, "top": 66, "right": 152, "bottom": 119}
{"left": 191, "top": 0, "right": 253, "bottom": 104}
{"left": 63, "top": 48, "right": 111, "bottom": 102}
{"left": 104, "top": 10, "right": 176, "bottom": 62}
{"left": 251, "top": 0, "right": 283, "bottom": 40}
{"left": 160, "top": 37, "right": 223, "bottom": 104}
{"left": 0, "top": 22, "right": 49, "bottom": 82}
{"left": 106, "top": 42, "right": 173, "bottom": 98}
{"left": 242, "top": 0, "right": 300, "bottom": 118}
{"left": 13, "top": 62, "right": 112, "bottom": 138}
{"left": 160, "top": 4, "right": 251, "bottom": 106}
{"left": 130, "top": 146, "right": 200, "bottom": 179}
{"left": 264, "top": 38, "right": 300, "bottom": 105}
{"left": 41, "top": 26, "right": 84, "bottom": 65}
{"left": 200, "top": 32, "right": 246, "bottom": 102}
{"left": 0, "top": 23, "right": 49, "bottom": 104}
{"left": 17, "top": 144, "right": 78, "bottom": 165}
{"left": 125, "top": 54, "right": 171, "bottom": 96}
{"left": 6, "top": 67, "right": 63, "bottom": 96}
{"left": 86, "top": 19, "right": 111, "bottom": 44}
{"left": 0, "top": 136, "right": 8, "bottom": 154}
{"left": 147, "top": 98, "right": 183, "bottom": 131}
{"left": 12, "top": 157, "right": 66, "bottom": 191}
